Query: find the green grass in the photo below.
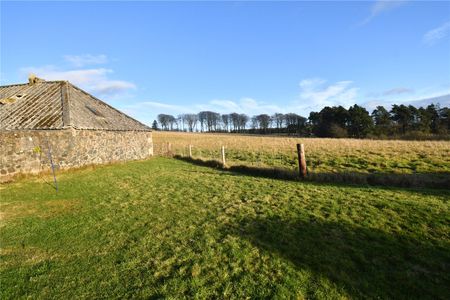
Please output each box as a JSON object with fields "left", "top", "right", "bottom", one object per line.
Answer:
{"left": 1, "top": 158, "right": 449, "bottom": 299}
{"left": 186, "top": 147, "right": 450, "bottom": 174}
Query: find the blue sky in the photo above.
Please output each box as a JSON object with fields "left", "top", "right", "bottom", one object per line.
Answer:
{"left": 1, "top": 1, "right": 450, "bottom": 125}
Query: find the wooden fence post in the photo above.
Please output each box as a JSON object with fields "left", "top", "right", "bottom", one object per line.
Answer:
{"left": 189, "top": 145, "right": 192, "bottom": 158}
{"left": 167, "top": 142, "right": 172, "bottom": 156}
{"left": 221, "top": 146, "right": 226, "bottom": 166}
{"left": 297, "top": 143, "right": 307, "bottom": 178}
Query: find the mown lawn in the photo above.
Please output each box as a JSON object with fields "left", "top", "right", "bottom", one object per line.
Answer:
{"left": 1, "top": 158, "right": 449, "bottom": 299}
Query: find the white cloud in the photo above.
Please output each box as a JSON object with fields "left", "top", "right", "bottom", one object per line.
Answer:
{"left": 115, "top": 101, "right": 195, "bottom": 126}
{"left": 195, "top": 97, "right": 284, "bottom": 115}
{"left": 423, "top": 21, "right": 450, "bottom": 46}
{"left": 89, "top": 80, "right": 135, "bottom": 95}
{"left": 209, "top": 99, "right": 242, "bottom": 112}
{"left": 296, "top": 78, "right": 359, "bottom": 114}
{"left": 126, "top": 101, "right": 193, "bottom": 114}
{"left": 362, "top": 94, "right": 450, "bottom": 113}
{"left": 362, "top": 88, "right": 450, "bottom": 112}
{"left": 20, "top": 65, "right": 135, "bottom": 95}
{"left": 361, "top": 0, "right": 408, "bottom": 25}
{"left": 383, "top": 87, "right": 414, "bottom": 95}
{"left": 63, "top": 54, "right": 108, "bottom": 67}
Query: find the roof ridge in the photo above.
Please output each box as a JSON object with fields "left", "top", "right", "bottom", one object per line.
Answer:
{"left": 61, "top": 81, "right": 71, "bottom": 126}
{"left": 0, "top": 82, "right": 29, "bottom": 88}
{"left": 0, "top": 80, "right": 68, "bottom": 89}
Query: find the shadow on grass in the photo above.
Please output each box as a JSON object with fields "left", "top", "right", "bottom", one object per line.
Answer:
{"left": 223, "top": 216, "right": 450, "bottom": 299}
{"left": 173, "top": 155, "right": 450, "bottom": 190}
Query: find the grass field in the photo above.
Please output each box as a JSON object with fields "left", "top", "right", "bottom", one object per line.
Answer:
{"left": 153, "top": 131, "right": 450, "bottom": 174}
{"left": 1, "top": 158, "right": 449, "bottom": 299}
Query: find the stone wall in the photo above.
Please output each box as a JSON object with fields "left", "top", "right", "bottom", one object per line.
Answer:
{"left": 0, "top": 128, "right": 153, "bottom": 181}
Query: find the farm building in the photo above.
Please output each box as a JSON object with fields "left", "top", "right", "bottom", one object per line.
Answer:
{"left": 0, "top": 75, "right": 153, "bottom": 181}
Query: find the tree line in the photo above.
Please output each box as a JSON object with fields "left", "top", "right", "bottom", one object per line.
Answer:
{"left": 154, "top": 103, "right": 450, "bottom": 138}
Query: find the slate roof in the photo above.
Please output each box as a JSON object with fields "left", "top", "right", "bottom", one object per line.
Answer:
{"left": 0, "top": 80, "right": 151, "bottom": 131}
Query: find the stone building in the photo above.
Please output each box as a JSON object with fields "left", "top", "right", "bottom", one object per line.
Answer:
{"left": 0, "top": 76, "right": 153, "bottom": 181}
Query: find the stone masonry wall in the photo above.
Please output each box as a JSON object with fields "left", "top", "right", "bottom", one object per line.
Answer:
{"left": 0, "top": 128, "right": 153, "bottom": 181}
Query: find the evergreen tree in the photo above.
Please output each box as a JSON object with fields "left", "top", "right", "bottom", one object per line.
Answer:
{"left": 390, "top": 105, "right": 412, "bottom": 134}
{"left": 372, "top": 106, "right": 392, "bottom": 136}
{"left": 152, "top": 120, "right": 158, "bottom": 130}
{"left": 348, "top": 104, "right": 373, "bottom": 138}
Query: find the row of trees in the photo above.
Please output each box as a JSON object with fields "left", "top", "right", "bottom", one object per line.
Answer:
{"left": 157, "top": 112, "right": 250, "bottom": 132}
{"left": 154, "top": 103, "right": 450, "bottom": 138}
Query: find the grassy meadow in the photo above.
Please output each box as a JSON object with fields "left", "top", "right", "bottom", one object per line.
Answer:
{"left": 153, "top": 131, "right": 450, "bottom": 174}
{"left": 1, "top": 158, "right": 449, "bottom": 299}
{"left": 152, "top": 131, "right": 450, "bottom": 189}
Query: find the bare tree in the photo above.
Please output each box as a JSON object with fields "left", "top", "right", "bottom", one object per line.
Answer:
{"left": 229, "top": 113, "right": 239, "bottom": 131}
{"left": 251, "top": 116, "right": 258, "bottom": 129}
{"left": 198, "top": 111, "right": 221, "bottom": 131}
{"left": 238, "top": 114, "right": 249, "bottom": 132}
{"left": 208, "top": 112, "right": 221, "bottom": 131}
{"left": 157, "top": 114, "right": 174, "bottom": 130}
{"left": 198, "top": 111, "right": 208, "bottom": 132}
{"left": 177, "top": 114, "right": 185, "bottom": 131}
{"left": 184, "top": 114, "right": 198, "bottom": 132}
{"left": 222, "top": 114, "right": 230, "bottom": 132}
{"left": 273, "top": 113, "right": 284, "bottom": 130}
{"left": 255, "top": 114, "right": 271, "bottom": 132}
{"left": 168, "top": 115, "right": 177, "bottom": 130}
{"left": 284, "top": 113, "right": 306, "bottom": 134}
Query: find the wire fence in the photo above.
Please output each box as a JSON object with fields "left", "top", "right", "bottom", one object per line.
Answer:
{"left": 151, "top": 132, "right": 450, "bottom": 176}
{"left": 153, "top": 142, "right": 300, "bottom": 171}
{"left": 152, "top": 140, "right": 450, "bottom": 189}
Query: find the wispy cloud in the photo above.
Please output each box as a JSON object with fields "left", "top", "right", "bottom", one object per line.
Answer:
{"left": 362, "top": 86, "right": 450, "bottom": 112}
{"left": 118, "top": 101, "right": 194, "bottom": 125}
{"left": 196, "top": 98, "right": 284, "bottom": 115}
{"left": 21, "top": 65, "right": 135, "bottom": 96}
{"left": 423, "top": 21, "right": 450, "bottom": 46}
{"left": 361, "top": 0, "right": 408, "bottom": 25}
{"left": 383, "top": 87, "right": 414, "bottom": 96}
{"left": 296, "top": 78, "right": 359, "bottom": 114}
{"left": 63, "top": 54, "right": 108, "bottom": 67}
{"left": 363, "top": 93, "right": 450, "bottom": 112}
{"left": 208, "top": 99, "right": 242, "bottom": 112}
{"left": 126, "top": 101, "right": 193, "bottom": 114}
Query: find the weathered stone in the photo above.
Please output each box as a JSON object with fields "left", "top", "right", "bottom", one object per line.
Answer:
{"left": 1, "top": 128, "right": 153, "bottom": 180}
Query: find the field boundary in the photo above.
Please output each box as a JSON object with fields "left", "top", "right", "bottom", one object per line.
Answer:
{"left": 173, "top": 155, "right": 450, "bottom": 189}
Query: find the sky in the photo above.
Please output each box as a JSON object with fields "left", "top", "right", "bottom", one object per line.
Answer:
{"left": 1, "top": 1, "right": 450, "bottom": 125}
